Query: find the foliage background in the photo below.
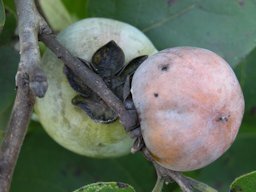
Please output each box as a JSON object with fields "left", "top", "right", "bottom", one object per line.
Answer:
{"left": 0, "top": 0, "right": 256, "bottom": 191}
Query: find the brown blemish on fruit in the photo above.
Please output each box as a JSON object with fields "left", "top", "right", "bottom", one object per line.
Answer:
{"left": 157, "top": 147, "right": 182, "bottom": 166}
{"left": 159, "top": 64, "right": 169, "bottom": 71}
{"left": 148, "top": 149, "right": 161, "bottom": 162}
{"left": 144, "top": 123, "right": 184, "bottom": 167}
{"left": 97, "top": 143, "right": 105, "bottom": 147}
{"left": 147, "top": 141, "right": 181, "bottom": 167}
{"left": 154, "top": 93, "right": 159, "bottom": 98}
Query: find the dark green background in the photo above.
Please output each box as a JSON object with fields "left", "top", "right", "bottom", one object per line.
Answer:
{"left": 0, "top": 0, "right": 256, "bottom": 191}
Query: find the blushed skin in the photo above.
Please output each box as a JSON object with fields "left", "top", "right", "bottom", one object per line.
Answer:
{"left": 34, "top": 18, "right": 157, "bottom": 158}
{"left": 131, "top": 47, "right": 244, "bottom": 171}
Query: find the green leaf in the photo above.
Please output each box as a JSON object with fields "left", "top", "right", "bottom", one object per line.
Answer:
{"left": 0, "top": 8, "right": 16, "bottom": 45}
{"left": 230, "top": 171, "right": 256, "bottom": 192}
{"left": 237, "top": 114, "right": 256, "bottom": 135}
{"left": 235, "top": 48, "right": 256, "bottom": 114}
{"left": 38, "top": 0, "right": 73, "bottom": 31}
{"left": 234, "top": 47, "right": 256, "bottom": 135}
{"left": 73, "top": 182, "right": 135, "bottom": 192}
{"left": 0, "top": 46, "right": 19, "bottom": 143}
{"left": 3, "top": 0, "right": 15, "bottom": 13}
{"left": 62, "top": 0, "right": 88, "bottom": 19}
{"left": 195, "top": 134, "right": 256, "bottom": 191}
{"left": 0, "top": 1, "right": 17, "bottom": 144}
{"left": 0, "top": 0, "right": 5, "bottom": 32}
{"left": 88, "top": 0, "right": 256, "bottom": 67}
{"left": 11, "top": 122, "right": 158, "bottom": 192}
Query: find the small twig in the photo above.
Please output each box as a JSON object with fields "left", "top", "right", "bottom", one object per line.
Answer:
{"left": 144, "top": 148, "right": 217, "bottom": 192}
{"left": 0, "top": 73, "right": 35, "bottom": 192}
{"left": 142, "top": 147, "right": 193, "bottom": 192}
{"left": 152, "top": 171, "right": 165, "bottom": 192}
{"left": 153, "top": 162, "right": 193, "bottom": 192}
{"left": 152, "top": 160, "right": 217, "bottom": 192}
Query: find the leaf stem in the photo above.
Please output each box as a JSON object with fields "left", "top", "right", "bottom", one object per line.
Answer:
{"left": 185, "top": 177, "right": 218, "bottom": 192}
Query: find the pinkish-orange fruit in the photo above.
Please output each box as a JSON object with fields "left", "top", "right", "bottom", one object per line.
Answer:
{"left": 131, "top": 47, "right": 244, "bottom": 171}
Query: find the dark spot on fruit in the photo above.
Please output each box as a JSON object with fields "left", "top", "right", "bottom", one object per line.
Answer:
{"left": 117, "top": 182, "right": 128, "bottom": 188}
{"left": 216, "top": 115, "right": 230, "bottom": 122}
{"left": 97, "top": 143, "right": 105, "bottom": 147}
{"left": 159, "top": 64, "right": 169, "bottom": 71}
{"left": 154, "top": 93, "right": 159, "bottom": 97}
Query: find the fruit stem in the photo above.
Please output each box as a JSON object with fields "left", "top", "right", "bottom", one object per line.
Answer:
{"left": 152, "top": 174, "right": 164, "bottom": 192}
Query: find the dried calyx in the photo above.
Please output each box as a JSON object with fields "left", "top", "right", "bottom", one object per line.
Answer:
{"left": 35, "top": 18, "right": 157, "bottom": 158}
{"left": 64, "top": 40, "right": 147, "bottom": 123}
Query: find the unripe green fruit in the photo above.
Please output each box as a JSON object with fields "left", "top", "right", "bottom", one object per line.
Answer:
{"left": 35, "top": 18, "right": 157, "bottom": 158}
{"left": 131, "top": 47, "right": 244, "bottom": 171}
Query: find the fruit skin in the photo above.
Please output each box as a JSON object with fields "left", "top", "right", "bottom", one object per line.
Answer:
{"left": 34, "top": 18, "right": 157, "bottom": 158}
{"left": 131, "top": 47, "right": 244, "bottom": 171}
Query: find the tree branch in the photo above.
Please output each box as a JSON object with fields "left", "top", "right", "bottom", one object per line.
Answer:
{"left": 0, "top": 1, "right": 217, "bottom": 192}
{"left": 0, "top": 0, "right": 47, "bottom": 191}
{"left": 0, "top": 73, "right": 35, "bottom": 192}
